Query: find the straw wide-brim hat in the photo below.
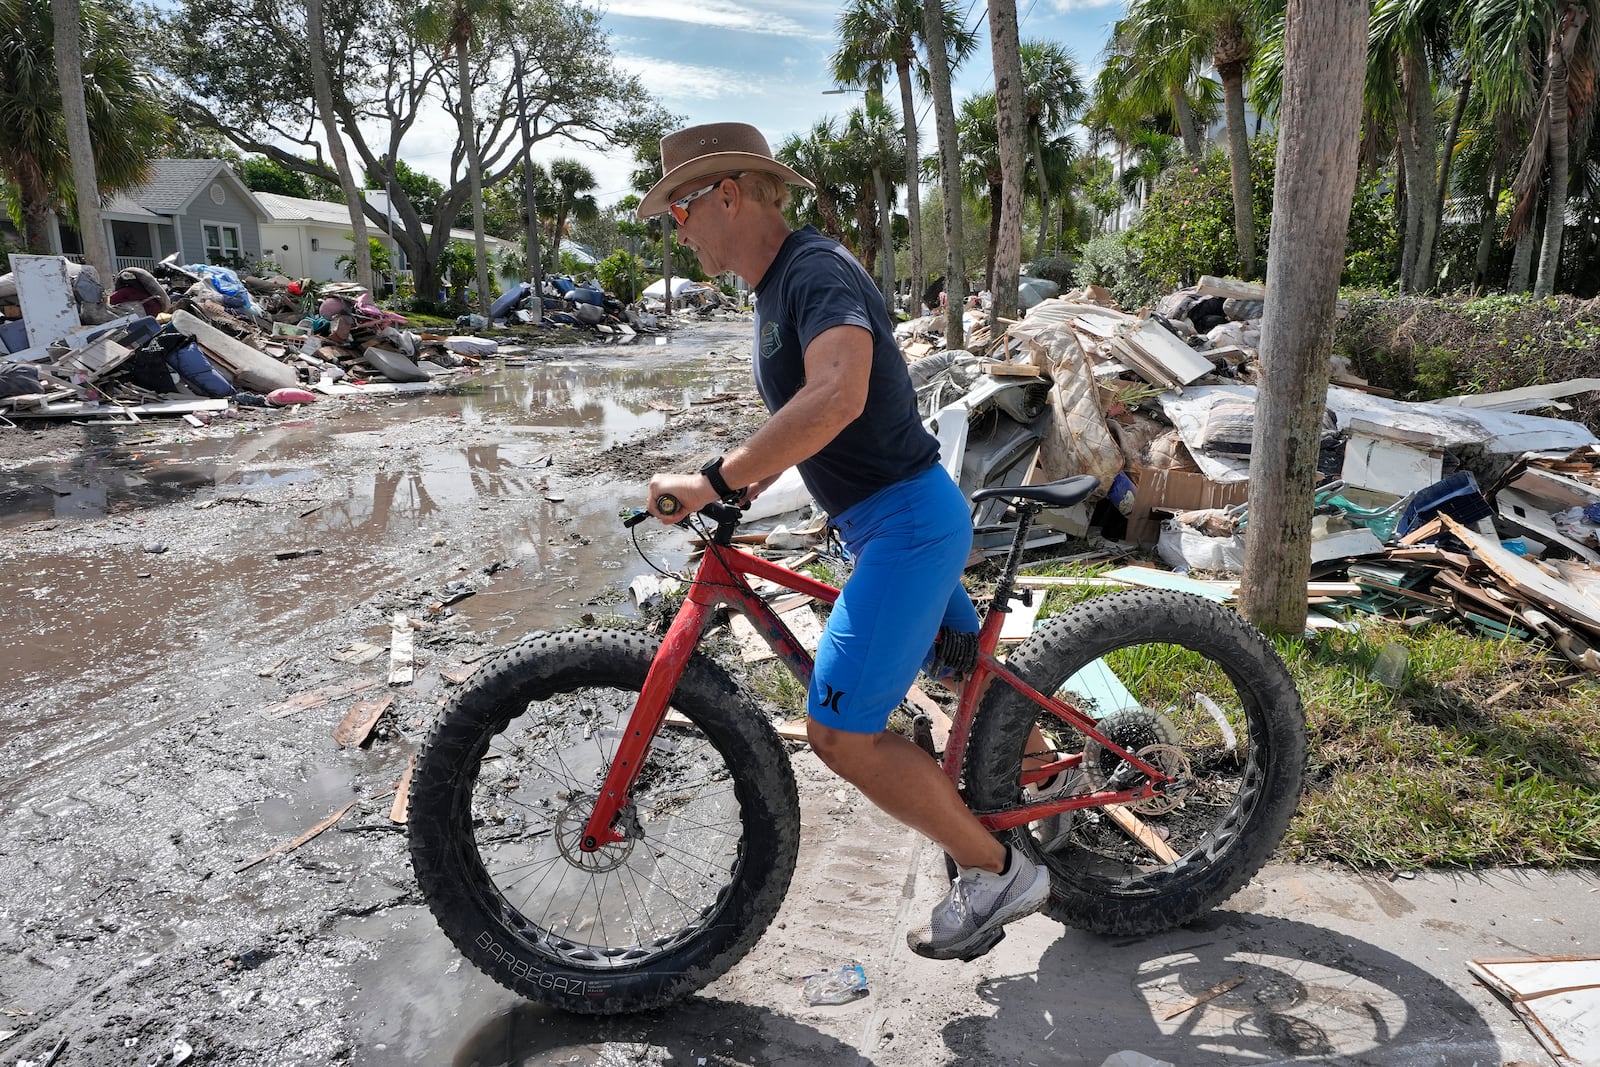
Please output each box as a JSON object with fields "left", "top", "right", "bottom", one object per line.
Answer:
{"left": 636, "top": 122, "right": 813, "bottom": 219}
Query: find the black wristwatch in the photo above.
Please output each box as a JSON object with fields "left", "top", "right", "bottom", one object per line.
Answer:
{"left": 700, "top": 455, "right": 740, "bottom": 502}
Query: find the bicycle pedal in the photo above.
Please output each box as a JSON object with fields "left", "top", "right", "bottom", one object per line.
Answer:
{"left": 956, "top": 927, "right": 1006, "bottom": 962}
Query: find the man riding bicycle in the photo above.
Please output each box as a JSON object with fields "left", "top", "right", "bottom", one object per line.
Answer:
{"left": 637, "top": 122, "right": 1050, "bottom": 960}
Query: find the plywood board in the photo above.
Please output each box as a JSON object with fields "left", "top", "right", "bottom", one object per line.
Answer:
{"left": 1469, "top": 956, "right": 1600, "bottom": 1066}
{"left": 9, "top": 254, "right": 80, "bottom": 348}
{"left": 998, "top": 593, "right": 1044, "bottom": 642}
{"left": 1443, "top": 515, "right": 1600, "bottom": 630}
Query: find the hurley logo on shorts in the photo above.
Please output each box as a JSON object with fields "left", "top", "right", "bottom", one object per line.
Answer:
{"left": 760, "top": 321, "right": 783, "bottom": 360}
{"left": 817, "top": 683, "right": 846, "bottom": 714}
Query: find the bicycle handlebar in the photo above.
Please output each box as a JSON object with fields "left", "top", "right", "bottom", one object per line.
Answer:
{"left": 622, "top": 496, "right": 746, "bottom": 529}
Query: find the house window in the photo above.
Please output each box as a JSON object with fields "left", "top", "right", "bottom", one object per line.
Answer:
{"left": 202, "top": 222, "right": 242, "bottom": 265}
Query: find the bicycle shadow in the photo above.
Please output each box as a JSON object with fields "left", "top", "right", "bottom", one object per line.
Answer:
{"left": 940, "top": 908, "right": 1504, "bottom": 1066}
{"left": 446, "top": 995, "right": 877, "bottom": 1067}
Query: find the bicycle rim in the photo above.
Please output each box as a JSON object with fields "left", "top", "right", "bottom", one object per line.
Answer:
{"left": 464, "top": 682, "right": 748, "bottom": 970}
{"left": 970, "top": 590, "right": 1304, "bottom": 931}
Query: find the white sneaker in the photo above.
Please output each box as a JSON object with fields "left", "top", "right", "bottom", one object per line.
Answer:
{"left": 908, "top": 845, "right": 1051, "bottom": 961}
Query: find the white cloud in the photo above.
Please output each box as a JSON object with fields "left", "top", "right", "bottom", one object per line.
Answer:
{"left": 584, "top": 0, "right": 821, "bottom": 39}
{"left": 616, "top": 54, "right": 762, "bottom": 100}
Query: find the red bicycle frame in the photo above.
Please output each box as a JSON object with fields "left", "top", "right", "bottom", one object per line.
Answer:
{"left": 577, "top": 538, "right": 1173, "bottom": 851}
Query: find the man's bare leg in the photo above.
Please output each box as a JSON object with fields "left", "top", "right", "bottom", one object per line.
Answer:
{"left": 807, "top": 719, "right": 1005, "bottom": 872}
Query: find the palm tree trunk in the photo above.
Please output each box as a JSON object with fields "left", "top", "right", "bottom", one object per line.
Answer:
{"left": 1173, "top": 87, "right": 1202, "bottom": 159}
{"left": 18, "top": 162, "right": 53, "bottom": 253}
{"left": 1238, "top": 0, "right": 1368, "bottom": 635}
{"left": 1218, "top": 59, "right": 1257, "bottom": 278}
{"left": 306, "top": 0, "right": 372, "bottom": 294}
{"left": 1033, "top": 124, "right": 1051, "bottom": 259}
{"left": 1473, "top": 161, "right": 1501, "bottom": 290}
{"left": 53, "top": 0, "right": 111, "bottom": 283}
{"left": 1400, "top": 48, "right": 1439, "bottom": 292}
{"left": 923, "top": 0, "right": 965, "bottom": 350}
{"left": 1535, "top": 4, "right": 1586, "bottom": 298}
{"left": 987, "top": 0, "right": 1026, "bottom": 327}
{"left": 986, "top": 181, "right": 1002, "bottom": 295}
{"left": 897, "top": 59, "right": 923, "bottom": 314}
{"left": 1509, "top": 193, "right": 1540, "bottom": 292}
{"left": 458, "top": 44, "right": 492, "bottom": 317}
{"left": 1429, "top": 71, "right": 1472, "bottom": 287}
{"left": 873, "top": 164, "right": 895, "bottom": 305}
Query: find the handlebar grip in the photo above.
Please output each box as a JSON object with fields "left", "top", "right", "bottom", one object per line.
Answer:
{"left": 623, "top": 509, "right": 651, "bottom": 528}
{"left": 655, "top": 494, "right": 683, "bottom": 516}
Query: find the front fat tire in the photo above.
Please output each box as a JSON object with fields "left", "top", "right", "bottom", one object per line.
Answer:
{"left": 968, "top": 590, "right": 1305, "bottom": 936}
{"left": 407, "top": 628, "right": 801, "bottom": 1014}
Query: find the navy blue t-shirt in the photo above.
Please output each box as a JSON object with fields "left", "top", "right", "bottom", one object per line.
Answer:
{"left": 751, "top": 227, "right": 938, "bottom": 516}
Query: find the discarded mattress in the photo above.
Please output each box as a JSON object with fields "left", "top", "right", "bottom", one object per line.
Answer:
{"left": 444, "top": 336, "right": 499, "bottom": 357}
{"left": 169, "top": 309, "right": 298, "bottom": 393}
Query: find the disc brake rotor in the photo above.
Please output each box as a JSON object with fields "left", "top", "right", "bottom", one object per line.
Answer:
{"left": 554, "top": 794, "right": 639, "bottom": 873}
{"left": 1126, "top": 743, "right": 1193, "bottom": 816}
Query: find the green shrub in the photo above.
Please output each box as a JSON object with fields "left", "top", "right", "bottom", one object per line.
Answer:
{"left": 1122, "top": 139, "right": 1274, "bottom": 290}
{"left": 1026, "top": 254, "right": 1076, "bottom": 289}
{"left": 1070, "top": 232, "right": 1159, "bottom": 309}
{"left": 1342, "top": 176, "right": 1401, "bottom": 290}
{"left": 595, "top": 249, "right": 646, "bottom": 302}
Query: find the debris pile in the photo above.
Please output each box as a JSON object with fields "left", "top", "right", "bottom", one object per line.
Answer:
{"left": 0, "top": 254, "right": 505, "bottom": 421}
{"left": 895, "top": 273, "right": 1600, "bottom": 671}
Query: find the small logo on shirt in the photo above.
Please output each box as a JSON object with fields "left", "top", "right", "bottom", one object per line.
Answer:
{"left": 760, "top": 321, "right": 783, "bottom": 360}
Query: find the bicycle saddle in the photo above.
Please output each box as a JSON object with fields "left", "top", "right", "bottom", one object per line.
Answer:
{"left": 970, "top": 474, "right": 1100, "bottom": 509}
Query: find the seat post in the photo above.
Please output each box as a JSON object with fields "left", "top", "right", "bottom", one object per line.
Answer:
{"left": 990, "top": 502, "right": 1041, "bottom": 613}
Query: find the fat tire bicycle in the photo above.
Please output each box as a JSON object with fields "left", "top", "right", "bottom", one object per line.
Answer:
{"left": 407, "top": 475, "right": 1307, "bottom": 1014}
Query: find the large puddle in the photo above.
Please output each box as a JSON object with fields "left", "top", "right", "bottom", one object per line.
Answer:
{"left": 0, "top": 332, "right": 753, "bottom": 798}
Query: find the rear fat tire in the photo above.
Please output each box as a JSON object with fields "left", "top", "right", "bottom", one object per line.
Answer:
{"left": 967, "top": 590, "right": 1305, "bottom": 936}
{"left": 408, "top": 628, "right": 800, "bottom": 1014}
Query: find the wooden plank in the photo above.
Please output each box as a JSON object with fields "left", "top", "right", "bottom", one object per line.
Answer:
{"left": 389, "top": 613, "right": 414, "bottom": 685}
{"left": 235, "top": 800, "right": 357, "bottom": 872}
{"left": 262, "top": 676, "right": 382, "bottom": 719}
{"left": 1398, "top": 517, "right": 1444, "bottom": 545}
{"left": 902, "top": 684, "right": 952, "bottom": 750}
{"left": 1443, "top": 516, "right": 1600, "bottom": 631}
{"left": 1162, "top": 976, "right": 1246, "bottom": 1020}
{"left": 1104, "top": 804, "right": 1181, "bottom": 864}
{"left": 1100, "top": 566, "right": 1232, "bottom": 602}
{"left": 389, "top": 756, "right": 416, "bottom": 824}
{"left": 333, "top": 694, "right": 393, "bottom": 748}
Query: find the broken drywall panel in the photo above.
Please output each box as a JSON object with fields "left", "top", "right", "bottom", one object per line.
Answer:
{"left": 1158, "top": 385, "right": 1598, "bottom": 484}
{"left": 1124, "top": 318, "right": 1215, "bottom": 386}
{"left": 9, "top": 254, "right": 80, "bottom": 349}
{"left": 1438, "top": 377, "right": 1600, "bottom": 413}
{"left": 1342, "top": 434, "right": 1444, "bottom": 498}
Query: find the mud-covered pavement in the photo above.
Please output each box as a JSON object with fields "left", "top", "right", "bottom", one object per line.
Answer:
{"left": 0, "top": 318, "right": 1588, "bottom": 1067}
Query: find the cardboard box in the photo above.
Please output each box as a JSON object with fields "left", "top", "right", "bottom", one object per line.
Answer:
{"left": 1124, "top": 464, "right": 1250, "bottom": 544}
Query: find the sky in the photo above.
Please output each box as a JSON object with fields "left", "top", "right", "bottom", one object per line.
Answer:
{"left": 405, "top": 0, "right": 1127, "bottom": 211}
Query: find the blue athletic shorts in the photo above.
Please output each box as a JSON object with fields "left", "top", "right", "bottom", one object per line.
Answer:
{"left": 808, "top": 464, "right": 981, "bottom": 733}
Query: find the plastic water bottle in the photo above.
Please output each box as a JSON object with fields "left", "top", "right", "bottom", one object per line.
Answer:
{"left": 800, "top": 963, "right": 868, "bottom": 1005}
{"left": 1371, "top": 642, "right": 1408, "bottom": 690}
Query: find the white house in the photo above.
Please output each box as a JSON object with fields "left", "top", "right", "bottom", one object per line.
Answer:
{"left": 256, "top": 191, "right": 518, "bottom": 291}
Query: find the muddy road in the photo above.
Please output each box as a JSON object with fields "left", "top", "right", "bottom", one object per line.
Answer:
{"left": 0, "top": 321, "right": 805, "bottom": 1065}
{"left": 0, "top": 318, "right": 1564, "bottom": 1067}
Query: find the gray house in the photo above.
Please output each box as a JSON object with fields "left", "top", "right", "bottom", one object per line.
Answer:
{"left": 51, "top": 159, "right": 270, "bottom": 274}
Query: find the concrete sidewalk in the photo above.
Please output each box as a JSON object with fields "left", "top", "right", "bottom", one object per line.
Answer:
{"left": 351, "top": 752, "right": 1597, "bottom": 1066}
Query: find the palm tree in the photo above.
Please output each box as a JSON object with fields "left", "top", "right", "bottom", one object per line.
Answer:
{"left": 833, "top": 0, "right": 978, "bottom": 314}
{"left": 52, "top": 0, "right": 110, "bottom": 281}
{"left": 842, "top": 97, "right": 906, "bottom": 303}
{"left": 923, "top": 0, "right": 971, "bottom": 345}
{"left": 1097, "top": 2, "right": 1219, "bottom": 160}
{"left": 1365, "top": 0, "right": 1454, "bottom": 292}
{"left": 986, "top": 0, "right": 1027, "bottom": 326}
{"left": 957, "top": 91, "right": 1003, "bottom": 293}
{"left": 305, "top": 0, "right": 372, "bottom": 294}
{"left": 547, "top": 158, "right": 599, "bottom": 263}
{"left": 0, "top": 0, "right": 167, "bottom": 254}
{"left": 1019, "top": 39, "right": 1086, "bottom": 260}
{"left": 776, "top": 119, "right": 853, "bottom": 246}
{"left": 412, "top": 0, "right": 517, "bottom": 316}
